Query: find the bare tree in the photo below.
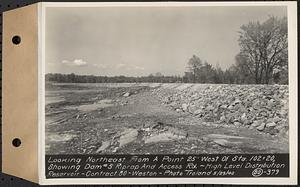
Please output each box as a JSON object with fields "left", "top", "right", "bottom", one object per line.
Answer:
{"left": 238, "top": 16, "right": 288, "bottom": 84}
{"left": 235, "top": 54, "right": 256, "bottom": 84}
{"left": 187, "top": 55, "right": 203, "bottom": 83}
{"left": 199, "top": 62, "right": 215, "bottom": 83}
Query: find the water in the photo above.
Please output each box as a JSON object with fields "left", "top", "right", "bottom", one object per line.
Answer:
{"left": 46, "top": 96, "right": 65, "bottom": 105}
{"left": 66, "top": 99, "right": 114, "bottom": 112}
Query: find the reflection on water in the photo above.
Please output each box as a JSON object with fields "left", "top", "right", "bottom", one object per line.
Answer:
{"left": 46, "top": 96, "right": 65, "bottom": 105}
{"left": 66, "top": 99, "right": 114, "bottom": 112}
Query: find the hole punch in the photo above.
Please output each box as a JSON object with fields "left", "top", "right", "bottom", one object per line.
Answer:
{"left": 12, "top": 35, "right": 21, "bottom": 45}
{"left": 12, "top": 138, "right": 21, "bottom": 147}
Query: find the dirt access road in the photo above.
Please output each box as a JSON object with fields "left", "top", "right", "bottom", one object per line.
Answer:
{"left": 45, "top": 83, "right": 288, "bottom": 155}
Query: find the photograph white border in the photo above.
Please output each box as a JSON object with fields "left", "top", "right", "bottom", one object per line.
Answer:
{"left": 38, "top": 1, "right": 298, "bottom": 185}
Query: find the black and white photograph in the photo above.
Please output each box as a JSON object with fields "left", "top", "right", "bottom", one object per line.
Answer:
{"left": 0, "top": 1, "right": 297, "bottom": 185}
{"left": 45, "top": 4, "right": 290, "bottom": 156}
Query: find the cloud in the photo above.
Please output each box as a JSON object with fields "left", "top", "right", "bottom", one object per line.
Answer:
{"left": 116, "top": 63, "right": 145, "bottom": 71}
{"left": 61, "top": 59, "right": 88, "bottom": 67}
{"left": 134, "top": 66, "right": 145, "bottom": 70}
{"left": 116, "top": 63, "right": 126, "bottom": 69}
{"left": 93, "top": 63, "right": 107, "bottom": 69}
{"left": 62, "top": 60, "right": 69, "bottom": 64}
{"left": 73, "top": 59, "right": 87, "bottom": 66}
{"left": 48, "top": 62, "right": 55, "bottom": 66}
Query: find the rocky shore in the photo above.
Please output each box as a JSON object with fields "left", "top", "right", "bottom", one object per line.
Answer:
{"left": 152, "top": 84, "right": 289, "bottom": 138}
{"left": 46, "top": 83, "right": 289, "bottom": 154}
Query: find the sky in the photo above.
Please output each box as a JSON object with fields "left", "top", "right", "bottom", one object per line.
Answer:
{"left": 45, "top": 6, "right": 287, "bottom": 76}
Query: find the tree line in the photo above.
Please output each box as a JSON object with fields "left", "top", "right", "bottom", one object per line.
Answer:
{"left": 185, "top": 16, "right": 288, "bottom": 85}
{"left": 46, "top": 73, "right": 183, "bottom": 83}
{"left": 47, "top": 16, "right": 288, "bottom": 85}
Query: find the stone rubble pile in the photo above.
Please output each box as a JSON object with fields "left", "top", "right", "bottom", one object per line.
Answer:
{"left": 152, "top": 84, "right": 289, "bottom": 137}
{"left": 95, "top": 121, "right": 188, "bottom": 153}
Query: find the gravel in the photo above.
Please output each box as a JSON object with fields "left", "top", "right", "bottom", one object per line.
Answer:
{"left": 152, "top": 84, "right": 288, "bottom": 137}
